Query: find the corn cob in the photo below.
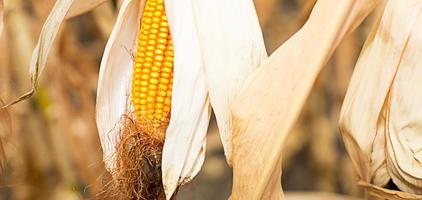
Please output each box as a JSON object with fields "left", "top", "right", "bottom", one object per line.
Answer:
{"left": 131, "top": 0, "right": 173, "bottom": 140}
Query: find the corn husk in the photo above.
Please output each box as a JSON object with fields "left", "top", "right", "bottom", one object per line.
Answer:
{"left": 190, "top": 0, "right": 268, "bottom": 165}
{"left": 339, "top": 0, "right": 422, "bottom": 198}
{"left": 230, "top": 0, "right": 379, "bottom": 199}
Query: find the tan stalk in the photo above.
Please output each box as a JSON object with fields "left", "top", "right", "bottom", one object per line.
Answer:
{"left": 231, "top": 0, "right": 379, "bottom": 199}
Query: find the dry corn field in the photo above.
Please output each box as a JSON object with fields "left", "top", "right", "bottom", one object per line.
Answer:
{"left": 0, "top": 0, "right": 422, "bottom": 199}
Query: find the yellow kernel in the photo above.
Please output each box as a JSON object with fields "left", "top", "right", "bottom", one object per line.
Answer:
{"left": 151, "top": 66, "right": 161, "bottom": 72}
{"left": 156, "top": 97, "right": 165, "bottom": 103}
{"left": 150, "top": 78, "right": 159, "bottom": 85}
{"left": 134, "top": 80, "right": 141, "bottom": 85}
{"left": 158, "top": 91, "right": 167, "bottom": 97}
{"left": 152, "top": 23, "right": 160, "bottom": 29}
{"left": 153, "top": 61, "right": 163, "bottom": 67}
{"left": 157, "top": 44, "right": 166, "bottom": 50}
{"left": 149, "top": 84, "right": 158, "bottom": 90}
{"left": 151, "top": 28, "right": 159, "bottom": 34}
{"left": 155, "top": 55, "right": 164, "bottom": 61}
{"left": 147, "top": 114, "right": 155, "bottom": 120}
{"left": 161, "top": 72, "right": 170, "bottom": 78}
{"left": 144, "top": 62, "right": 152, "bottom": 67}
{"left": 139, "top": 93, "right": 147, "bottom": 98}
{"left": 141, "top": 74, "right": 149, "bottom": 80}
{"left": 164, "top": 98, "right": 171, "bottom": 105}
{"left": 147, "top": 96, "right": 155, "bottom": 103}
{"left": 140, "top": 81, "right": 148, "bottom": 86}
{"left": 140, "top": 87, "right": 148, "bottom": 92}
{"left": 156, "top": 103, "right": 164, "bottom": 109}
{"left": 160, "top": 22, "right": 168, "bottom": 27}
{"left": 165, "top": 50, "right": 173, "bottom": 57}
{"left": 158, "top": 33, "right": 167, "bottom": 39}
{"left": 133, "top": 86, "right": 141, "bottom": 92}
{"left": 146, "top": 51, "right": 154, "bottom": 57}
{"left": 148, "top": 90, "right": 157, "bottom": 96}
{"left": 164, "top": 56, "right": 173, "bottom": 63}
{"left": 151, "top": 72, "right": 160, "bottom": 78}
{"left": 145, "top": 57, "right": 153, "bottom": 63}
{"left": 163, "top": 62, "right": 172, "bottom": 68}
{"left": 158, "top": 84, "right": 168, "bottom": 90}
{"left": 152, "top": 17, "right": 160, "bottom": 23}
{"left": 154, "top": 49, "right": 164, "bottom": 55}
{"left": 159, "top": 78, "right": 169, "bottom": 84}
{"left": 147, "top": 46, "right": 155, "bottom": 52}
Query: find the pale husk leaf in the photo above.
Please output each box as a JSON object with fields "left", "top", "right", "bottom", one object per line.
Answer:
{"left": 162, "top": 0, "right": 211, "bottom": 198}
{"left": 66, "top": 0, "right": 107, "bottom": 19}
{"left": 191, "top": 0, "right": 268, "bottom": 165}
{"left": 385, "top": 1, "right": 422, "bottom": 193}
{"left": 231, "top": 0, "right": 379, "bottom": 199}
{"left": 96, "top": 0, "right": 143, "bottom": 170}
{"left": 339, "top": 0, "right": 422, "bottom": 197}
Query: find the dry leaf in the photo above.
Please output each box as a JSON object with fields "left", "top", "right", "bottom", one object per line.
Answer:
{"left": 1, "top": 0, "right": 106, "bottom": 109}
{"left": 231, "top": 0, "right": 379, "bottom": 199}
{"left": 340, "top": 0, "right": 422, "bottom": 198}
{"left": 191, "top": 0, "right": 268, "bottom": 165}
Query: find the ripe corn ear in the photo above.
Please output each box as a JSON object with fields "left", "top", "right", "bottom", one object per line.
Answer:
{"left": 131, "top": 0, "right": 173, "bottom": 140}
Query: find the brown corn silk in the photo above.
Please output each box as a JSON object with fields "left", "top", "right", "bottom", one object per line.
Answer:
{"left": 107, "top": 0, "right": 173, "bottom": 199}
{"left": 339, "top": 0, "right": 422, "bottom": 199}
{"left": 230, "top": 0, "right": 379, "bottom": 199}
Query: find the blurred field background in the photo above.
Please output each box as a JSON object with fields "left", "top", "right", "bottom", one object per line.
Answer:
{"left": 0, "top": 0, "right": 375, "bottom": 199}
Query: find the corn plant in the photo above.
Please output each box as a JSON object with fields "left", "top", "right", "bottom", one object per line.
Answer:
{"left": 2, "top": 0, "right": 422, "bottom": 199}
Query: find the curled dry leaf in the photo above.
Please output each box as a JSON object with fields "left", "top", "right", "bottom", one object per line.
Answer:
{"left": 339, "top": 0, "right": 422, "bottom": 198}
{"left": 1, "top": 0, "right": 105, "bottom": 109}
{"left": 230, "top": 0, "right": 379, "bottom": 199}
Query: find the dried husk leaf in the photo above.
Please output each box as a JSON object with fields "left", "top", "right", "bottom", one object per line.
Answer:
{"left": 162, "top": 0, "right": 210, "bottom": 198}
{"left": 230, "top": 0, "right": 379, "bottom": 199}
{"left": 339, "top": 0, "right": 422, "bottom": 198}
{"left": 96, "top": 0, "right": 142, "bottom": 171}
{"left": 191, "top": 0, "right": 268, "bottom": 165}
